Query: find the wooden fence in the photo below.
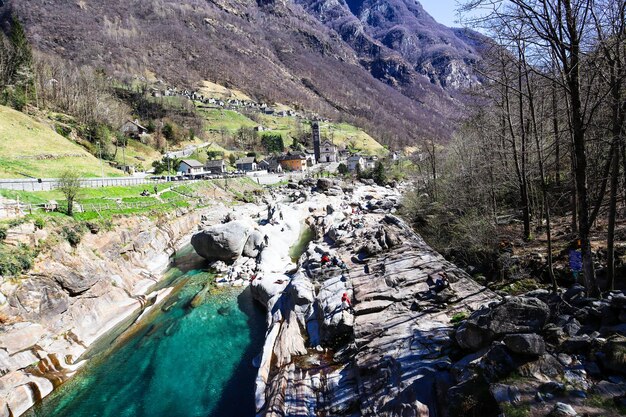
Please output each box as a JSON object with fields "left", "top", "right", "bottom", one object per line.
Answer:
{"left": 0, "top": 196, "right": 205, "bottom": 219}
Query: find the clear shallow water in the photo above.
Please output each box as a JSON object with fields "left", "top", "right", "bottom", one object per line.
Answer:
{"left": 289, "top": 225, "right": 314, "bottom": 262}
{"left": 26, "top": 248, "right": 266, "bottom": 417}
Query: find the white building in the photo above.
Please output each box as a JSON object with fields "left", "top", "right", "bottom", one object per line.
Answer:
{"left": 318, "top": 140, "right": 337, "bottom": 163}
{"left": 177, "top": 159, "right": 204, "bottom": 175}
{"left": 364, "top": 156, "right": 379, "bottom": 170}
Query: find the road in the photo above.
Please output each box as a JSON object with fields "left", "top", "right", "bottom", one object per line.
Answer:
{"left": 0, "top": 163, "right": 339, "bottom": 192}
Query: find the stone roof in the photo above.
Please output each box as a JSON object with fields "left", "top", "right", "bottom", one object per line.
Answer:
{"left": 279, "top": 152, "right": 306, "bottom": 161}
{"left": 205, "top": 159, "right": 225, "bottom": 167}
{"left": 236, "top": 157, "right": 256, "bottom": 164}
{"left": 180, "top": 159, "right": 203, "bottom": 168}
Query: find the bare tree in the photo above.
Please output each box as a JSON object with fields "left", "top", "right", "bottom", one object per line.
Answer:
{"left": 461, "top": 0, "right": 612, "bottom": 295}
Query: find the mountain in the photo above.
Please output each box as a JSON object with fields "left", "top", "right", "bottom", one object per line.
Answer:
{"left": 1, "top": 0, "right": 486, "bottom": 146}
{"left": 298, "top": 0, "right": 483, "bottom": 90}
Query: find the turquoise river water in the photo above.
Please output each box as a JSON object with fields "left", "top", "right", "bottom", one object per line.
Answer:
{"left": 24, "top": 246, "right": 266, "bottom": 417}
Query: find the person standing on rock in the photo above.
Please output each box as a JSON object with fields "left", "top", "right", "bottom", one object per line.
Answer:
{"left": 569, "top": 240, "right": 583, "bottom": 283}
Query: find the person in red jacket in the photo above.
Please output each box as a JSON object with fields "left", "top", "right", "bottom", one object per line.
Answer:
{"left": 341, "top": 293, "right": 352, "bottom": 312}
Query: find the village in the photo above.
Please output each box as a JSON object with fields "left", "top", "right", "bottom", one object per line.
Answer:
{"left": 158, "top": 121, "right": 400, "bottom": 180}
{"left": 109, "top": 83, "right": 402, "bottom": 183}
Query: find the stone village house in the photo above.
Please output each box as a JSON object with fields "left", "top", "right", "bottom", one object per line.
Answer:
{"left": 121, "top": 119, "right": 148, "bottom": 139}
{"left": 347, "top": 155, "right": 365, "bottom": 172}
{"left": 235, "top": 157, "right": 257, "bottom": 172}
{"left": 279, "top": 152, "right": 307, "bottom": 172}
{"left": 177, "top": 159, "right": 204, "bottom": 175}
{"left": 258, "top": 157, "right": 283, "bottom": 173}
{"left": 205, "top": 159, "right": 226, "bottom": 174}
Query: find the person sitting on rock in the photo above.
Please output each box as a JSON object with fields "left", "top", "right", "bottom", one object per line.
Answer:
{"left": 434, "top": 272, "right": 450, "bottom": 293}
{"left": 333, "top": 257, "right": 347, "bottom": 270}
{"left": 341, "top": 292, "right": 353, "bottom": 312}
{"left": 321, "top": 253, "right": 331, "bottom": 266}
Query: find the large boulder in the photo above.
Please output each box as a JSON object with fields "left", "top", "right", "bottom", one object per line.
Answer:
{"left": 548, "top": 402, "right": 577, "bottom": 417}
{"left": 242, "top": 230, "right": 265, "bottom": 258}
{"left": 191, "top": 221, "right": 252, "bottom": 262}
{"left": 316, "top": 178, "right": 334, "bottom": 191}
{"left": 456, "top": 297, "right": 550, "bottom": 351}
{"left": 503, "top": 333, "right": 546, "bottom": 356}
{"left": 446, "top": 378, "right": 500, "bottom": 417}
{"left": 601, "top": 336, "right": 626, "bottom": 375}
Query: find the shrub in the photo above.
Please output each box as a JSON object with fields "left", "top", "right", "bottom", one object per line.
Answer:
{"left": 0, "top": 227, "right": 6, "bottom": 242}
{"left": 7, "top": 218, "right": 25, "bottom": 228}
{"left": 55, "top": 124, "right": 72, "bottom": 138}
{"left": 450, "top": 312, "right": 468, "bottom": 324}
{"left": 261, "top": 133, "right": 284, "bottom": 154}
{"left": 0, "top": 244, "right": 36, "bottom": 276}
{"left": 372, "top": 161, "right": 387, "bottom": 185}
{"left": 34, "top": 218, "right": 45, "bottom": 230}
{"left": 62, "top": 224, "right": 87, "bottom": 247}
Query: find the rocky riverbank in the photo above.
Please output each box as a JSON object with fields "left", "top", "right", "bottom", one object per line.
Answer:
{"left": 190, "top": 178, "right": 626, "bottom": 417}
{"left": 0, "top": 202, "right": 254, "bottom": 417}
{"left": 244, "top": 179, "right": 499, "bottom": 416}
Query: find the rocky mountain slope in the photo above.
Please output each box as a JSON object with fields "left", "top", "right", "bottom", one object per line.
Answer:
{"left": 1, "top": 0, "right": 486, "bottom": 146}
{"left": 298, "top": 0, "right": 484, "bottom": 90}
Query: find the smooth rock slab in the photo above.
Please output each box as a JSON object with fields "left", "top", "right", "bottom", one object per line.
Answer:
{"left": 0, "top": 323, "right": 45, "bottom": 355}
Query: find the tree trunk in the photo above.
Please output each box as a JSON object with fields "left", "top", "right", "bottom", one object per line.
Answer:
{"left": 564, "top": 0, "right": 598, "bottom": 295}
{"left": 552, "top": 82, "right": 561, "bottom": 186}
{"left": 607, "top": 143, "right": 619, "bottom": 291}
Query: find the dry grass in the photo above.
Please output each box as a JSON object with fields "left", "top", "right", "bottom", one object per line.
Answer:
{"left": 0, "top": 105, "right": 122, "bottom": 178}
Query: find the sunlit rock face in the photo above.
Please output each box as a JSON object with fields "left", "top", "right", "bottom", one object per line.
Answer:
{"left": 299, "top": 0, "right": 485, "bottom": 91}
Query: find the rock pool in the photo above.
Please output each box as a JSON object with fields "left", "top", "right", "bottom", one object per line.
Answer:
{"left": 24, "top": 247, "right": 266, "bottom": 417}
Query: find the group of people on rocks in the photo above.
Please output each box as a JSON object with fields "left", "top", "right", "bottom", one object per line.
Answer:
{"left": 321, "top": 252, "right": 347, "bottom": 270}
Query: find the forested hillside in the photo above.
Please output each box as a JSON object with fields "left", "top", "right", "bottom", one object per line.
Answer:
{"left": 404, "top": 0, "right": 626, "bottom": 297}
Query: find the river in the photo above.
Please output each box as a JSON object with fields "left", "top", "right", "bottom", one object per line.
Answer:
{"left": 24, "top": 246, "right": 266, "bottom": 417}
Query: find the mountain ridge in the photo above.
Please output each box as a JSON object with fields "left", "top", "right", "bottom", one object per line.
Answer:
{"left": 2, "top": 0, "right": 486, "bottom": 146}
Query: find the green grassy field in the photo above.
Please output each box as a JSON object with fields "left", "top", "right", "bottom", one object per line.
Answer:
{"left": 0, "top": 177, "right": 260, "bottom": 221}
{"left": 112, "top": 139, "right": 162, "bottom": 170}
{"left": 199, "top": 108, "right": 257, "bottom": 132}
{"left": 0, "top": 105, "right": 123, "bottom": 179}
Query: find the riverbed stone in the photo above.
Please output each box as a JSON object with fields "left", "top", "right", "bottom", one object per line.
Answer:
{"left": 456, "top": 297, "right": 550, "bottom": 351}
{"left": 601, "top": 336, "right": 626, "bottom": 375}
{"left": 0, "top": 322, "right": 46, "bottom": 355}
{"left": 504, "top": 333, "right": 546, "bottom": 356}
